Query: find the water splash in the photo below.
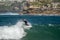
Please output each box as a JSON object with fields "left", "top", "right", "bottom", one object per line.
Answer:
{"left": 0, "top": 20, "right": 32, "bottom": 40}
{"left": 48, "top": 24, "right": 54, "bottom": 26}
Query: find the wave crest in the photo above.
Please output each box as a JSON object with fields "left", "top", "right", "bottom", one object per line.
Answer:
{"left": 0, "top": 20, "right": 32, "bottom": 40}
{"left": 0, "top": 12, "right": 19, "bottom": 15}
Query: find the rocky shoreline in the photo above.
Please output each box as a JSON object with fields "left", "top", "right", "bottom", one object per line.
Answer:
{"left": 18, "top": 8, "right": 60, "bottom": 16}
{"left": 0, "top": 8, "right": 60, "bottom": 16}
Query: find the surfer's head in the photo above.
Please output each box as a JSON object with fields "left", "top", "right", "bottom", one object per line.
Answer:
{"left": 23, "top": 19, "right": 28, "bottom": 26}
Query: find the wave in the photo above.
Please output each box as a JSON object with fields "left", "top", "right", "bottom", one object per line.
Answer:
{"left": 0, "top": 20, "right": 32, "bottom": 40}
{"left": 0, "top": 12, "right": 20, "bottom": 15}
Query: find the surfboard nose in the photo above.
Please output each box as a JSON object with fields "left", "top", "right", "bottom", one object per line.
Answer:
{"left": 23, "top": 22, "right": 32, "bottom": 30}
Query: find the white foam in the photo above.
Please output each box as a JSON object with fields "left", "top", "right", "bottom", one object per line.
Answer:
{"left": 0, "top": 20, "right": 32, "bottom": 40}
{"left": 0, "top": 12, "right": 19, "bottom": 15}
{"left": 48, "top": 24, "right": 54, "bottom": 26}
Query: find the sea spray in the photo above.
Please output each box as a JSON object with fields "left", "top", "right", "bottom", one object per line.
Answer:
{"left": 0, "top": 20, "right": 32, "bottom": 40}
{"left": 0, "top": 12, "right": 19, "bottom": 15}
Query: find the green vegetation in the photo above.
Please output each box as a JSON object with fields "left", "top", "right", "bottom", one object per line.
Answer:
{"left": 0, "top": 1, "right": 21, "bottom": 12}
{"left": 30, "top": 0, "right": 52, "bottom": 7}
{"left": 0, "top": 0, "right": 60, "bottom": 13}
{"left": 53, "top": 0, "right": 60, "bottom": 2}
{"left": 30, "top": 2, "right": 42, "bottom": 7}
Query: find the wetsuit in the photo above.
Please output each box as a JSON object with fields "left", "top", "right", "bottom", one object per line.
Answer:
{"left": 24, "top": 20, "right": 28, "bottom": 26}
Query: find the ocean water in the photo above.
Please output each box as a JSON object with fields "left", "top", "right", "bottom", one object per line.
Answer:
{"left": 0, "top": 14, "right": 60, "bottom": 40}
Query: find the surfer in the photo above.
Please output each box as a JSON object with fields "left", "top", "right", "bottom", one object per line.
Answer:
{"left": 23, "top": 19, "right": 29, "bottom": 26}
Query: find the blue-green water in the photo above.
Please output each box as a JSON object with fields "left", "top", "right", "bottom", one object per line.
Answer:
{"left": 0, "top": 15, "right": 60, "bottom": 40}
